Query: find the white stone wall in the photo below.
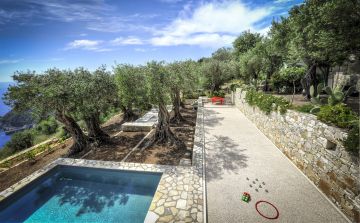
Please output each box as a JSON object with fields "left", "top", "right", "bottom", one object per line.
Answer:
{"left": 235, "top": 88, "right": 359, "bottom": 222}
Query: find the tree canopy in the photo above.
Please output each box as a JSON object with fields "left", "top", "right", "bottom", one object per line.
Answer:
{"left": 114, "top": 64, "right": 149, "bottom": 120}
{"left": 4, "top": 67, "right": 116, "bottom": 153}
{"left": 233, "top": 31, "right": 262, "bottom": 58}
{"left": 167, "top": 60, "right": 197, "bottom": 123}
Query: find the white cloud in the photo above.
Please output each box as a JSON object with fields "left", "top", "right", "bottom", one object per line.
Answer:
{"left": 151, "top": 33, "right": 236, "bottom": 48}
{"left": 111, "top": 36, "right": 143, "bottom": 45}
{"left": 0, "top": 59, "right": 22, "bottom": 64}
{"left": 0, "top": 1, "right": 154, "bottom": 33}
{"left": 134, "top": 48, "right": 157, "bottom": 52}
{"left": 159, "top": 0, "right": 183, "bottom": 3}
{"left": 274, "top": 0, "right": 292, "bottom": 3}
{"left": 257, "top": 25, "right": 271, "bottom": 35}
{"left": 150, "top": 1, "right": 273, "bottom": 48}
{"left": 64, "top": 39, "right": 110, "bottom": 52}
{"left": 66, "top": 39, "right": 101, "bottom": 48}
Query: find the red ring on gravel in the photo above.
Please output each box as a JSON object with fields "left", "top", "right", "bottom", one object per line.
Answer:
{"left": 255, "top": 200, "right": 279, "bottom": 220}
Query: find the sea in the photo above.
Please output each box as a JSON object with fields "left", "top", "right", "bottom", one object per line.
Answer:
{"left": 0, "top": 82, "right": 12, "bottom": 149}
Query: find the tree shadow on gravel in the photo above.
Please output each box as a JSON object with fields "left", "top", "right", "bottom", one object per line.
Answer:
{"left": 205, "top": 135, "right": 248, "bottom": 182}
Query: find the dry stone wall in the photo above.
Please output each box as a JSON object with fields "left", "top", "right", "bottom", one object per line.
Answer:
{"left": 235, "top": 88, "right": 359, "bottom": 222}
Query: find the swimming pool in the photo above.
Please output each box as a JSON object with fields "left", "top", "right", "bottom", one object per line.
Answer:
{"left": 0, "top": 165, "right": 162, "bottom": 223}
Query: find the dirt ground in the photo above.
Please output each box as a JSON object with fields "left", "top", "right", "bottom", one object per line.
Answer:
{"left": 0, "top": 140, "right": 71, "bottom": 191}
{"left": 80, "top": 131, "right": 146, "bottom": 161}
{"left": 125, "top": 109, "right": 196, "bottom": 165}
{"left": 0, "top": 105, "right": 197, "bottom": 191}
{"left": 273, "top": 94, "right": 310, "bottom": 106}
{"left": 0, "top": 114, "right": 126, "bottom": 192}
{"left": 80, "top": 105, "right": 196, "bottom": 165}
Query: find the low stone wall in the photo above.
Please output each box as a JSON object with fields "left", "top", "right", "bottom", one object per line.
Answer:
{"left": 235, "top": 88, "right": 359, "bottom": 222}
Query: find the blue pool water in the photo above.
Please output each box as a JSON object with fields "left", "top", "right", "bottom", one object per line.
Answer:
{"left": 0, "top": 166, "right": 162, "bottom": 223}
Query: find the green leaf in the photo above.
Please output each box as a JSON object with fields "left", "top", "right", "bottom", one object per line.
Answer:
{"left": 310, "top": 107, "right": 320, "bottom": 114}
{"left": 324, "top": 86, "right": 332, "bottom": 95}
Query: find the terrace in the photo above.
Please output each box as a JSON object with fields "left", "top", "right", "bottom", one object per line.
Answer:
{"left": 0, "top": 0, "right": 359, "bottom": 222}
{"left": 0, "top": 102, "right": 205, "bottom": 223}
{"left": 0, "top": 97, "right": 356, "bottom": 222}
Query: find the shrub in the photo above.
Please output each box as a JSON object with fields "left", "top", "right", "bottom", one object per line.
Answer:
{"left": 245, "top": 88, "right": 290, "bottom": 114}
{"left": 271, "top": 67, "right": 305, "bottom": 94}
{"left": 317, "top": 104, "right": 357, "bottom": 129}
{"left": 229, "top": 83, "right": 241, "bottom": 92}
{"left": 99, "top": 107, "right": 121, "bottom": 124}
{"left": 0, "top": 160, "right": 12, "bottom": 168}
{"left": 183, "top": 91, "right": 199, "bottom": 99}
{"left": 25, "top": 150, "right": 36, "bottom": 162}
{"left": 36, "top": 117, "right": 58, "bottom": 135}
{"left": 317, "top": 104, "right": 359, "bottom": 153}
{"left": 344, "top": 121, "right": 359, "bottom": 153}
{"left": 293, "top": 104, "right": 315, "bottom": 113}
{"left": 4, "top": 130, "right": 34, "bottom": 153}
{"left": 208, "top": 90, "right": 226, "bottom": 98}
{"left": 58, "top": 127, "right": 71, "bottom": 140}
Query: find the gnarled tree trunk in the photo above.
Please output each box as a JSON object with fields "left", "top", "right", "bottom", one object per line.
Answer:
{"left": 180, "top": 101, "right": 186, "bottom": 108}
{"left": 121, "top": 104, "right": 137, "bottom": 121}
{"left": 319, "top": 64, "right": 330, "bottom": 86}
{"left": 153, "top": 103, "right": 177, "bottom": 144}
{"left": 302, "top": 63, "right": 317, "bottom": 99}
{"left": 171, "top": 90, "right": 184, "bottom": 124}
{"left": 84, "top": 113, "right": 109, "bottom": 144}
{"left": 56, "top": 111, "right": 88, "bottom": 154}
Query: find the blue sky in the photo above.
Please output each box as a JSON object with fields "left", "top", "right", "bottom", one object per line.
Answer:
{"left": 0, "top": 0, "right": 303, "bottom": 82}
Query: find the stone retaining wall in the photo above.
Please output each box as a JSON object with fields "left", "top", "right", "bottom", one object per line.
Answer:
{"left": 235, "top": 88, "right": 359, "bottom": 222}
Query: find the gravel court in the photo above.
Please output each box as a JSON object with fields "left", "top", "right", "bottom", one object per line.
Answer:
{"left": 204, "top": 104, "right": 349, "bottom": 223}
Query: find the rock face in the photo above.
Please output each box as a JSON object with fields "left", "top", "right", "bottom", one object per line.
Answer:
{"left": 0, "top": 110, "right": 33, "bottom": 131}
{"left": 235, "top": 88, "right": 359, "bottom": 222}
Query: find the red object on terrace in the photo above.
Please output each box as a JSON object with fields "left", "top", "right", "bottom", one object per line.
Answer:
{"left": 211, "top": 97, "right": 225, "bottom": 105}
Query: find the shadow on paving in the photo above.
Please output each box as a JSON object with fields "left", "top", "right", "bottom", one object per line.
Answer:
{"left": 203, "top": 108, "right": 224, "bottom": 128}
{"left": 205, "top": 135, "right": 248, "bottom": 182}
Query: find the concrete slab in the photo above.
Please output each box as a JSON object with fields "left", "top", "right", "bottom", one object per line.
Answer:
{"left": 122, "top": 107, "right": 172, "bottom": 132}
{"left": 121, "top": 122, "right": 155, "bottom": 132}
{"left": 204, "top": 105, "right": 349, "bottom": 223}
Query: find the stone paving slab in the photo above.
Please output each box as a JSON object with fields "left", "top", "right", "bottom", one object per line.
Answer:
{"left": 0, "top": 158, "right": 204, "bottom": 223}
{"left": 204, "top": 104, "right": 349, "bottom": 223}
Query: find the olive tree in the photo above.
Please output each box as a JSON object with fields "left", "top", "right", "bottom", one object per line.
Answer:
{"left": 286, "top": 0, "right": 360, "bottom": 97}
{"left": 167, "top": 60, "right": 197, "bottom": 123}
{"left": 146, "top": 61, "right": 177, "bottom": 144}
{"left": 278, "top": 66, "right": 306, "bottom": 103}
{"left": 200, "top": 58, "right": 236, "bottom": 94}
{"left": 73, "top": 66, "right": 117, "bottom": 143}
{"left": 5, "top": 67, "right": 117, "bottom": 153}
{"left": 233, "top": 31, "right": 262, "bottom": 58}
{"left": 114, "top": 64, "right": 149, "bottom": 121}
{"left": 4, "top": 69, "right": 89, "bottom": 154}
{"left": 238, "top": 45, "right": 265, "bottom": 89}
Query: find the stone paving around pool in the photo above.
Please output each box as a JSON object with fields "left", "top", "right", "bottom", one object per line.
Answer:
{"left": 0, "top": 100, "right": 206, "bottom": 223}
